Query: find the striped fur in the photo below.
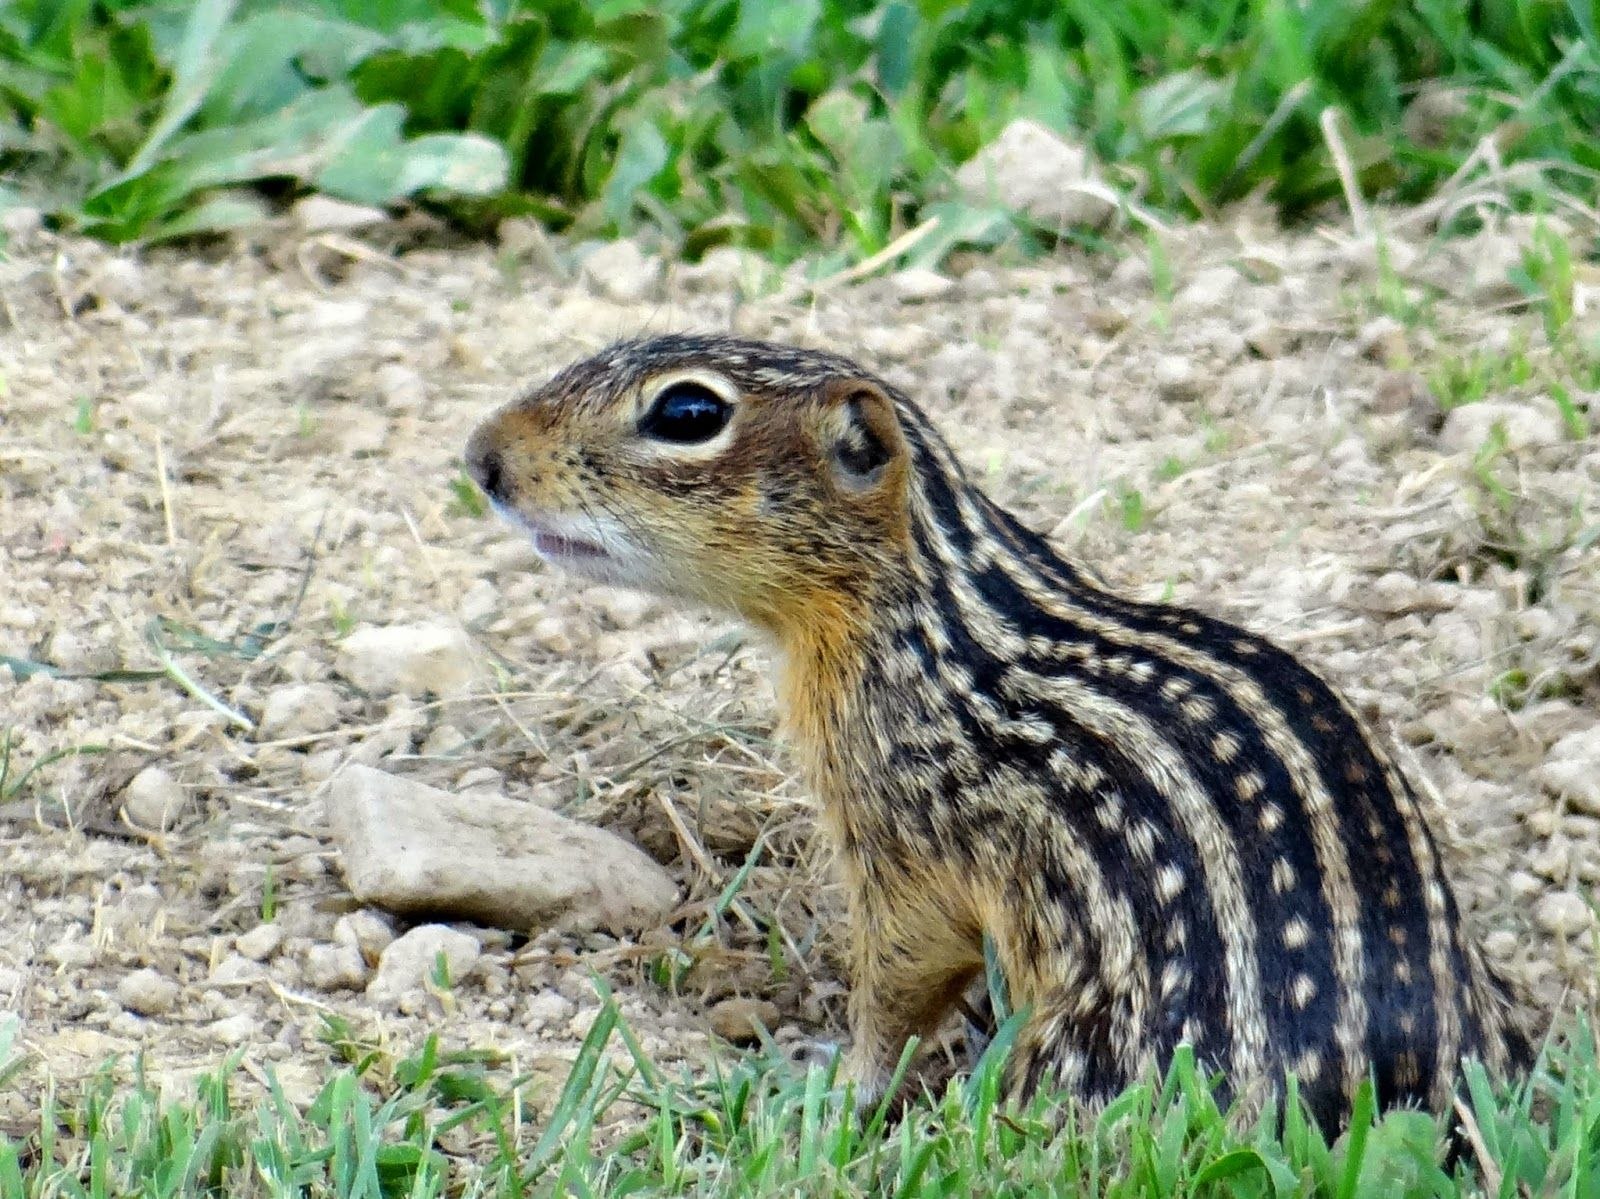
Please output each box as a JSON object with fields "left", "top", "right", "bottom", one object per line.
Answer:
{"left": 466, "top": 333, "right": 1529, "bottom": 1130}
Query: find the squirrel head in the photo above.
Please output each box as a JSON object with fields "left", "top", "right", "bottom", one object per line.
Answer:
{"left": 465, "top": 335, "right": 913, "bottom": 647}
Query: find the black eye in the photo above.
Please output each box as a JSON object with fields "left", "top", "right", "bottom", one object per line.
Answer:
{"left": 639, "top": 382, "right": 731, "bottom": 444}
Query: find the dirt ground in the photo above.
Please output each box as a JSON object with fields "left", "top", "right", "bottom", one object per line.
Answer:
{"left": 1, "top": 204, "right": 1598, "bottom": 1123}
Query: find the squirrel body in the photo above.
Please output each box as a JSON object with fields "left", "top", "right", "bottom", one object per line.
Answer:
{"left": 466, "top": 333, "right": 1527, "bottom": 1128}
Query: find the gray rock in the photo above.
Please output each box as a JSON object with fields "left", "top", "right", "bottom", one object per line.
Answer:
{"left": 335, "top": 909, "right": 396, "bottom": 965}
{"left": 336, "top": 623, "right": 475, "bottom": 697}
{"left": 1539, "top": 760, "right": 1600, "bottom": 814}
{"left": 524, "top": 990, "right": 576, "bottom": 1029}
{"left": 327, "top": 764, "right": 679, "bottom": 933}
{"left": 292, "top": 196, "right": 387, "bottom": 232}
{"left": 1174, "top": 266, "right": 1239, "bottom": 315}
{"left": 579, "top": 240, "right": 662, "bottom": 304}
{"left": 679, "top": 246, "right": 771, "bottom": 294}
{"left": 304, "top": 941, "right": 368, "bottom": 992}
{"left": 1244, "top": 322, "right": 1294, "bottom": 360}
{"left": 116, "top": 968, "right": 179, "bottom": 1016}
{"left": 1153, "top": 355, "right": 1200, "bottom": 403}
{"left": 1539, "top": 726, "right": 1600, "bottom": 813}
{"left": 374, "top": 363, "right": 427, "bottom": 412}
{"left": 209, "top": 953, "right": 262, "bottom": 985}
{"left": 1536, "top": 891, "right": 1593, "bottom": 937}
{"left": 258, "top": 683, "right": 343, "bottom": 740}
{"left": 708, "top": 996, "right": 780, "bottom": 1044}
{"left": 124, "top": 767, "right": 186, "bottom": 831}
{"left": 206, "top": 1013, "right": 260, "bottom": 1044}
{"left": 955, "top": 119, "right": 1118, "bottom": 230}
{"left": 1, "top": 205, "right": 43, "bottom": 241}
{"left": 590, "top": 586, "right": 655, "bottom": 631}
{"left": 235, "top": 923, "right": 284, "bottom": 962}
{"left": 890, "top": 268, "right": 956, "bottom": 303}
{"left": 367, "top": 924, "right": 480, "bottom": 1004}
{"left": 1439, "top": 399, "right": 1567, "bottom": 454}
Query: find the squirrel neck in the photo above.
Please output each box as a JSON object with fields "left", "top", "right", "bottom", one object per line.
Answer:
{"left": 767, "top": 415, "right": 1102, "bottom": 858}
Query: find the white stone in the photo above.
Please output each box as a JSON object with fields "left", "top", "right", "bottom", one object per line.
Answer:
{"left": 374, "top": 363, "right": 427, "bottom": 412}
{"left": 1, "top": 205, "right": 43, "bottom": 240}
{"left": 327, "top": 764, "right": 678, "bottom": 933}
{"left": 123, "top": 767, "right": 186, "bottom": 831}
{"left": 292, "top": 196, "right": 388, "bottom": 232}
{"left": 707, "top": 996, "right": 780, "bottom": 1044}
{"left": 1536, "top": 891, "right": 1593, "bottom": 936}
{"left": 1439, "top": 399, "right": 1567, "bottom": 454}
{"left": 1368, "top": 571, "right": 1422, "bottom": 615}
{"left": 206, "top": 1013, "right": 260, "bottom": 1044}
{"left": 1244, "top": 321, "right": 1293, "bottom": 359}
{"left": 209, "top": 953, "right": 262, "bottom": 985}
{"left": 336, "top": 623, "right": 476, "bottom": 697}
{"left": 116, "top": 968, "right": 179, "bottom": 1016}
{"left": 303, "top": 941, "right": 368, "bottom": 992}
{"left": 579, "top": 240, "right": 662, "bottom": 304}
{"left": 1539, "top": 760, "right": 1600, "bottom": 813}
{"left": 1153, "top": 355, "right": 1200, "bottom": 402}
{"left": 679, "top": 246, "right": 771, "bottom": 294}
{"left": 1539, "top": 726, "right": 1600, "bottom": 813}
{"left": 890, "top": 268, "right": 956, "bottom": 303}
{"left": 367, "top": 925, "right": 481, "bottom": 1004}
{"left": 1175, "top": 266, "right": 1239, "bottom": 314}
{"left": 93, "top": 258, "right": 145, "bottom": 309}
{"left": 955, "top": 119, "right": 1118, "bottom": 230}
{"left": 257, "top": 683, "right": 343, "bottom": 739}
{"left": 334, "top": 909, "right": 396, "bottom": 965}
{"left": 235, "top": 924, "right": 284, "bottom": 962}
{"left": 524, "top": 990, "right": 576, "bottom": 1029}
{"left": 1548, "top": 726, "right": 1600, "bottom": 765}
{"left": 591, "top": 587, "right": 654, "bottom": 631}
{"left": 306, "top": 299, "right": 370, "bottom": 330}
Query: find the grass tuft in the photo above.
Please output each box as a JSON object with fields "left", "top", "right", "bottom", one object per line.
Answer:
{"left": 2, "top": 995, "right": 1599, "bottom": 1196}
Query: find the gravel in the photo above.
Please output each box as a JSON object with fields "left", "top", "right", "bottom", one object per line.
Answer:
{"left": 0, "top": 211, "right": 1594, "bottom": 1120}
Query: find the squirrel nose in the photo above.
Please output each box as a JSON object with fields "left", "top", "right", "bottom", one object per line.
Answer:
{"left": 465, "top": 431, "right": 509, "bottom": 503}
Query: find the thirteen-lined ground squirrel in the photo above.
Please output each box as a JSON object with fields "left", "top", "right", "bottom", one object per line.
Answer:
{"left": 464, "top": 333, "right": 1529, "bottom": 1130}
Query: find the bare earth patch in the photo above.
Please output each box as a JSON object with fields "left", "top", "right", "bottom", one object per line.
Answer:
{"left": 1, "top": 213, "right": 1597, "bottom": 1125}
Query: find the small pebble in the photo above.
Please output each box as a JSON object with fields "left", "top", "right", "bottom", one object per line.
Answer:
{"left": 124, "top": 766, "right": 186, "bottom": 830}
{"left": 707, "top": 996, "right": 781, "bottom": 1044}
{"left": 1535, "top": 892, "right": 1594, "bottom": 937}
{"left": 116, "top": 968, "right": 180, "bottom": 1016}
{"left": 367, "top": 925, "right": 480, "bottom": 1004}
{"left": 235, "top": 924, "right": 284, "bottom": 962}
{"left": 304, "top": 942, "right": 369, "bottom": 992}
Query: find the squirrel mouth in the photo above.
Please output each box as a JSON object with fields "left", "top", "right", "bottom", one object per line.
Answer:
{"left": 529, "top": 529, "right": 610, "bottom": 562}
{"left": 517, "top": 518, "right": 613, "bottom": 565}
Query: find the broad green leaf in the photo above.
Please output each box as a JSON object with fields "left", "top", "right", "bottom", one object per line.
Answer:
{"left": 531, "top": 41, "right": 612, "bottom": 98}
{"left": 601, "top": 116, "right": 667, "bottom": 223}
{"left": 122, "top": 0, "right": 237, "bottom": 176}
{"left": 394, "top": 131, "right": 508, "bottom": 195}
{"left": 1136, "top": 68, "right": 1230, "bottom": 141}
{"left": 141, "top": 190, "right": 270, "bottom": 243}
{"left": 729, "top": 0, "right": 820, "bottom": 59}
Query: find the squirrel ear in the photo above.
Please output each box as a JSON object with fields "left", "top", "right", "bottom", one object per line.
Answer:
{"left": 826, "top": 382, "right": 903, "bottom": 491}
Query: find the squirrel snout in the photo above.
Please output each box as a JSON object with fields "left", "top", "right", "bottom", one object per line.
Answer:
{"left": 464, "top": 430, "right": 509, "bottom": 503}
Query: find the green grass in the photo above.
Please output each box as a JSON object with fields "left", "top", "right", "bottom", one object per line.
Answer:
{"left": 2, "top": 0, "right": 1599, "bottom": 257}
{"left": 0, "top": 979, "right": 1593, "bottom": 1197}
{"left": 3, "top": 996, "right": 1599, "bottom": 1198}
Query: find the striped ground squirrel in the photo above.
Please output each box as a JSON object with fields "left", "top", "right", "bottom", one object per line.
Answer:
{"left": 465, "top": 333, "right": 1528, "bottom": 1130}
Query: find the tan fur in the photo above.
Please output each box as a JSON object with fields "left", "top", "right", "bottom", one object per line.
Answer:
{"left": 465, "top": 334, "right": 1528, "bottom": 1128}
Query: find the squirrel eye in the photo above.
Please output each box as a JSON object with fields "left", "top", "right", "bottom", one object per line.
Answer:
{"left": 639, "top": 382, "right": 731, "bottom": 444}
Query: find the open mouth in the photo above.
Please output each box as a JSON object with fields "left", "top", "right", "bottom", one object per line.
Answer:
{"left": 528, "top": 527, "right": 610, "bottom": 563}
